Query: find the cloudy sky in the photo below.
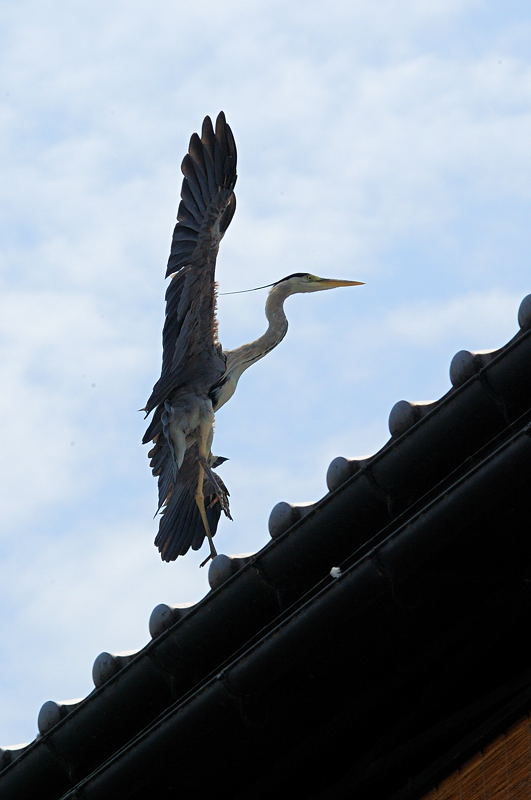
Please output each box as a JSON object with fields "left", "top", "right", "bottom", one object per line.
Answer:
{"left": 1, "top": 1, "right": 530, "bottom": 745}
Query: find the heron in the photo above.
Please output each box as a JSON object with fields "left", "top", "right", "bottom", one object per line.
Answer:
{"left": 143, "top": 112, "right": 363, "bottom": 565}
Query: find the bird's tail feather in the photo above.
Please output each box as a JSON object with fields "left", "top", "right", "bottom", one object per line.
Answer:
{"left": 151, "top": 442, "right": 230, "bottom": 562}
{"left": 143, "top": 405, "right": 163, "bottom": 444}
{"left": 154, "top": 477, "right": 223, "bottom": 562}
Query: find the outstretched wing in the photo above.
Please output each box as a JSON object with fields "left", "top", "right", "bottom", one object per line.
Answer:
{"left": 143, "top": 112, "right": 237, "bottom": 419}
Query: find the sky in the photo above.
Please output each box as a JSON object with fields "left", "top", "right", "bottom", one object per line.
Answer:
{"left": 0, "top": 0, "right": 530, "bottom": 746}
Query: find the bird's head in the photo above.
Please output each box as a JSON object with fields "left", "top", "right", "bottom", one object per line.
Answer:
{"left": 273, "top": 272, "right": 364, "bottom": 295}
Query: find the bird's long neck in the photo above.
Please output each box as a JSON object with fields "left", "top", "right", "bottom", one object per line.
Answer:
{"left": 257, "top": 282, "right": 291, "bottom": 356}
{"left": 228, "top": 283, "right": 291, "bottom": 370}
{"left": 215, "top": 284, "right": 292, "bottom": 411}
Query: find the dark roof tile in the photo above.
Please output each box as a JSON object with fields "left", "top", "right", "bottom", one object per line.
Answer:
{"left": 517, "top": 293, "right": 531, "bottom": 329}
{"left": 207, "top": 552, "right": 255, "bottom": 589}
{"left": 268, "top": 500, "right": 317, "bottom": 538}
{"left": 148, "top": 601, "right": 196, "bottom": 639}
{"left": 449, "top": 348, "right": 497, "bottom": 386}
{"left": 37, "top": 699, "right": 82, "bottom": 736}
{"left": 92, "top": 651, "right": 138, "bottom": 689}
{"left": 326, "top": 455, "right": 364, "bottom": 491}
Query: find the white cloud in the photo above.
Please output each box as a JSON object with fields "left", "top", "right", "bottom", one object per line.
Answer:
{"left": 0, "top": 286, "right": 151, "bottom": 528}
{"left": 384, "top": 289, "right": 521, "bottom": 347}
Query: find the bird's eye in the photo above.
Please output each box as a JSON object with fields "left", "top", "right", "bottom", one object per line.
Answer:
{"left": 307, "top": 274, "right": 317, "bottom": 281}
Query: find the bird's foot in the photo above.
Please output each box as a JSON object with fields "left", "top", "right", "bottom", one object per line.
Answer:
{"left": 199, "top": 536, "right": 218, "bottom": 568}
{"left": 200, "top": 457, "right": 232, "bottom": 519}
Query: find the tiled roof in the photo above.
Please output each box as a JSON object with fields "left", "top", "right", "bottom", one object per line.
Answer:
{"left": 1, "top": 294, "right": 530, "bottom": 799}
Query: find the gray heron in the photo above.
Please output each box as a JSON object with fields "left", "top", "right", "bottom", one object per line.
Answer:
{"left": 143, "top": 112, "right": 363, "bottom": 565}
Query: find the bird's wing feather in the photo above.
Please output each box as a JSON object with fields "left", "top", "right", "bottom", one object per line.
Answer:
{"left": 150, "top": 441, "right": 228, "bottom": 561}
{"left": 144, "top": 112, "right": 237, "bottom": 416}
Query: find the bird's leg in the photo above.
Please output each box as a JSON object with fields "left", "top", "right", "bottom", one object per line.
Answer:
{"left": 162, "top": 402, "right": 186, "bottom": 479}
{"left": 199, "top": 457, "right": 232, "bottom": 519}
{"left": 197, "top": 464, "right": 217, "bottom": 567}
{"left": 196, "top": 421, "right": 218, "bottom": 567}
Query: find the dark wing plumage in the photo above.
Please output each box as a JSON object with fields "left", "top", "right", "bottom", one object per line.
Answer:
{"left": 143, "top": 112, "right": 237, "bottom": 419}
{"left": 150, "top": 441, "right": 229, "bottom": 561}
{"left": 143, "top": 112, "right": 236, "bottom": 560}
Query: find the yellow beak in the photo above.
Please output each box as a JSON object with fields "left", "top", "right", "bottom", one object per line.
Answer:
{"left": 318, "top": 278, "right": 365, "bottom": 288}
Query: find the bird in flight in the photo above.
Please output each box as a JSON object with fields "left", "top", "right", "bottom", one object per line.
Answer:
{"left": 143, "top": 112, "right": 363, "bottom": 565}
